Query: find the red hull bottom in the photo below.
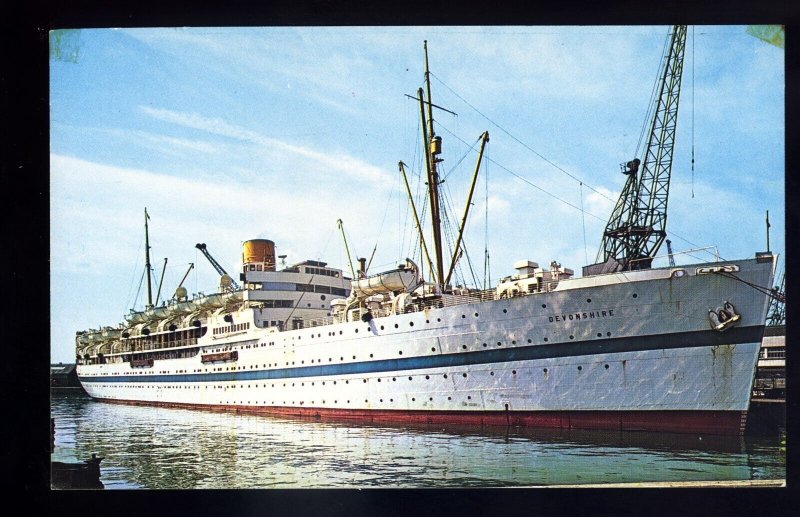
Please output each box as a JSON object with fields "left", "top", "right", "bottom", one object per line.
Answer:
{"left": 99, "top": 398, "right": 749, "bottom": 436}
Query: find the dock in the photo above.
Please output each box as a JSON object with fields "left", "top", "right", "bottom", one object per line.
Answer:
{"left": 539, "top": 479, "right": 785, "bottom": 488}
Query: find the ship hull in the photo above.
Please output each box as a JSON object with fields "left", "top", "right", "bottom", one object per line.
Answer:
{"left": 77, "top": 257, "right": 774, "bottom": 436}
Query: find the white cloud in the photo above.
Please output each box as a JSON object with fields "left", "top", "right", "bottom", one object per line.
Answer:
{"left": 139, "top": 106, "right": 392, "bottom": 185}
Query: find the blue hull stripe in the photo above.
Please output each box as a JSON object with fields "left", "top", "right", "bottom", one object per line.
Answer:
{"left": 80, "top": 325, "right": 764, "bottom": 384}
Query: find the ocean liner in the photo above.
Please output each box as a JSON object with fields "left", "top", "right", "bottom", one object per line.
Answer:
{"left": 75, "top": 29, "right": 777, "bottom": 436}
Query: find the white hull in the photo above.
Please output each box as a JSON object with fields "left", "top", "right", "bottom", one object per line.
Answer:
{"left": 78, "top": 256, "right": 774, "bottom": 435}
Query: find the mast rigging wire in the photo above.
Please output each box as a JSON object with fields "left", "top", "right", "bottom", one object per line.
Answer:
{"left": 430, "top": 71, "right": 615, "bottom": 204}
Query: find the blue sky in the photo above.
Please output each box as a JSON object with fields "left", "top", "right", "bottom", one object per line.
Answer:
{"left": 50, "top": 26, "right": 784, "bottom": 363}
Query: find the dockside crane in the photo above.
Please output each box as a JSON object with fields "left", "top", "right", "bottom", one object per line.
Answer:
{"left": 585, "top": 25, "right": 687, "bottom": 275}
{"left": 767, "top": 272, "right": 785, "bottom": 326}
{"left": 195, "top": 243, "right": 240, "bottom": 290}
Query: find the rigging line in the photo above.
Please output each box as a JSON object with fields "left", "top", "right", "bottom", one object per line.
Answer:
{"left": 691, "top": 24, "right": 695, "bottom": 199}
{"left": 123, "top": 234, "right": 146, "bottom": 315}
{"left": 438, "top": 117, "right": 705, "bottom": 256}
{"left": 430, "top": 71, "right": 615, "bottom": 204}
{"left": 580, "top": 182, "right": 588, "bottom": 265}
{"left": 436, "top": 122, "right": 605, "bottom": 221}
{"left": 441, "top": 133, "right": 483, "bottom": 182}
{"left": 282, "top": 274, "right": 316, "bottom": 330}
{"left": 484, "top": 144, "right": 490, "bottom": 290}
{"left": 714, "top": 271, "right": 784, "bottom": 303}
{"left": 132, "top": 266, "right": 145, "bottom": 312}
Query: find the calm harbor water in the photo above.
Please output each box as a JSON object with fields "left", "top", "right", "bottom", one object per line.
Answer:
{"left": 50, "top": 392, "right": 785, "bottom": 489}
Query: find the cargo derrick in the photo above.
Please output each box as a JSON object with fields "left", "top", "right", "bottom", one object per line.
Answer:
{"left": 195, "top": 242, "right": 240, "bottom": 291}
{"left": 585, "top": 25, "right": 687, "bottom": 275}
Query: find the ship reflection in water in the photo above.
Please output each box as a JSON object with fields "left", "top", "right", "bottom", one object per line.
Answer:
{"left": 51, "top": 393, "right": 785, "bottom": 489}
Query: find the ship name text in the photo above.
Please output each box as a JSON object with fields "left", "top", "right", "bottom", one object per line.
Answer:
{"left": 548, "top": 309, "right": 615, "bottom": 323}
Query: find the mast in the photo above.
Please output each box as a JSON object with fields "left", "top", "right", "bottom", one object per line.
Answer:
{"left": 421, "top": 41, "right": 445, "bottom": 289}
{"left": 144, "top": 208, "right": 153, "bottom": 309}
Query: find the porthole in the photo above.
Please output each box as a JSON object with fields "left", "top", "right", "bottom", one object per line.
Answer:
{"left": 604, "top": 364, "right": 610, "bottom": 369}
{"left": 399, "top": 351, "right": 403, "bottom": 355}
{"left": 352, "top": 355, "right": 356, "bottom": 359}
{"left": 437, "top": 318, "right": 441, "bottom": 322}
{"left": 542, "top": 304, "right": 547, "bottom": 308}
{"left": 429, "top": 397, "right": 433, "bottom": 401}
{"left": 392, "top": 377, "right": 396, "bottom": 381}
{"left": 497, "top": 342, "right": 502, "bottom": 347}
{"left": 410, "top": 322, "right": 414, "bottom": 327}
{"left": 503, "top": 309, "right": 508, "bottom": 313}
{"left": 462, "top": 314, "right": 466, "bottom": 319}
{"left": 363, "top": 379, "right": 367, "bottom": 383}
{"left": 587, "top": 298, "right": 592, "bottom": 303}
{"left": 512, "top": 340, "right": 516, "bottom": 345}
{"left": 378, "top": 378, "right": 381, "bottom": 382}
{"left": 569, "top": 335, "right": 574, "bottom": 340}
{"left": 448, "top": 396, "right": 452, "bottom": 400}
{"left": 431, "top": 347, "right": 436, "bottom": 352}
{"left": 443, "top": 374, "right": 448, "bottom": 379}
{"left": 490, "top": 371, "right": 494, "bottom": 376}
{"left": 544, "top": 338, "right": 549, "bottom": 342}
{"left": 412, "top": 397, "right": 416, "bottom": 401}
{"left": 543, "top": 368, "right": 548, "bottom": 373}
{"left": 527, "top": 339, "right": 532, "bottom": 343}
{"left": 394, "top": 324, "right": 399, "bottom": 328}
{"left": 425, "top": 375, "right": 430, "bottom": 380}
{"left": 462, "top": 373, "right": 467, "bottom": 378}
{"left": 633, "top": 293, "right": 638, "bottom": 298}
{"left": 512, "top": 370, "right": 517, "bottom": 375}
{"left": 606, "top": 332, "right": 611, "bottom": 336}
{"left": 597, "top": 333, "right": 602, "bottom": 337}
{"left": 321, "top": 295, "right": 326, "bottom": 300}
{"left": 408, "top": 376, "right": 412, "bottom": 380}
{"left": 370, "top": 354, "right": 374, "bottom": 358}
{"left": 462, "top": 345, "right": 467, "bottom": 350}
{"left": 426, "top": 319, "right": 430, "bottom": 323}
{"left": 577, "top": 366, "right": 583, "bottom": 371}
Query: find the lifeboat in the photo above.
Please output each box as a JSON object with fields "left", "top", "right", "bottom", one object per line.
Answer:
{"left": 351, "top": 259, "right": 421, "bottom": 298}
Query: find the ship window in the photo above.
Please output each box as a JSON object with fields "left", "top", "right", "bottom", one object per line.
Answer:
{"left": 249, "top": 265, "right": 256, "bottom": 271}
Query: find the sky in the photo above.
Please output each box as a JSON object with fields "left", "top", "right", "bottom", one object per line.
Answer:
{"left": 49, "top": 26, "right": 785, "bottom": 363}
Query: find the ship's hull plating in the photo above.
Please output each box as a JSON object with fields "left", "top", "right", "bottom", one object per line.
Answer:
{"left": 78, "top": 257, "right": 774, "bottom": 436}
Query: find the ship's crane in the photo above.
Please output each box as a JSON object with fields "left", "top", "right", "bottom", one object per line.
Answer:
{"left": 195, "top": 243, "right": 240, "bottom": 290}
{"left": 586, "top": 25, "right": 687, "bottom": 275}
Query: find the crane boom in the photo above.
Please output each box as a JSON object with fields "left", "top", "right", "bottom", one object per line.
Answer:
{"left": 195, "top": 243, "right": 240, "bottom": 290}
{"left": 586, "top": 26, "right": 687, "bottom": 275}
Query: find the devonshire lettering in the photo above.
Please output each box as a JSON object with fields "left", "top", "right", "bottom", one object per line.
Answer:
{"left": 548, "top": 309, "right": 615, "bottom": 323}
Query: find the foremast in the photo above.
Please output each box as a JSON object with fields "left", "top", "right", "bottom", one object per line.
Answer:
{"left": 413, "top": 41, "right": 489, "bottom": 293}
